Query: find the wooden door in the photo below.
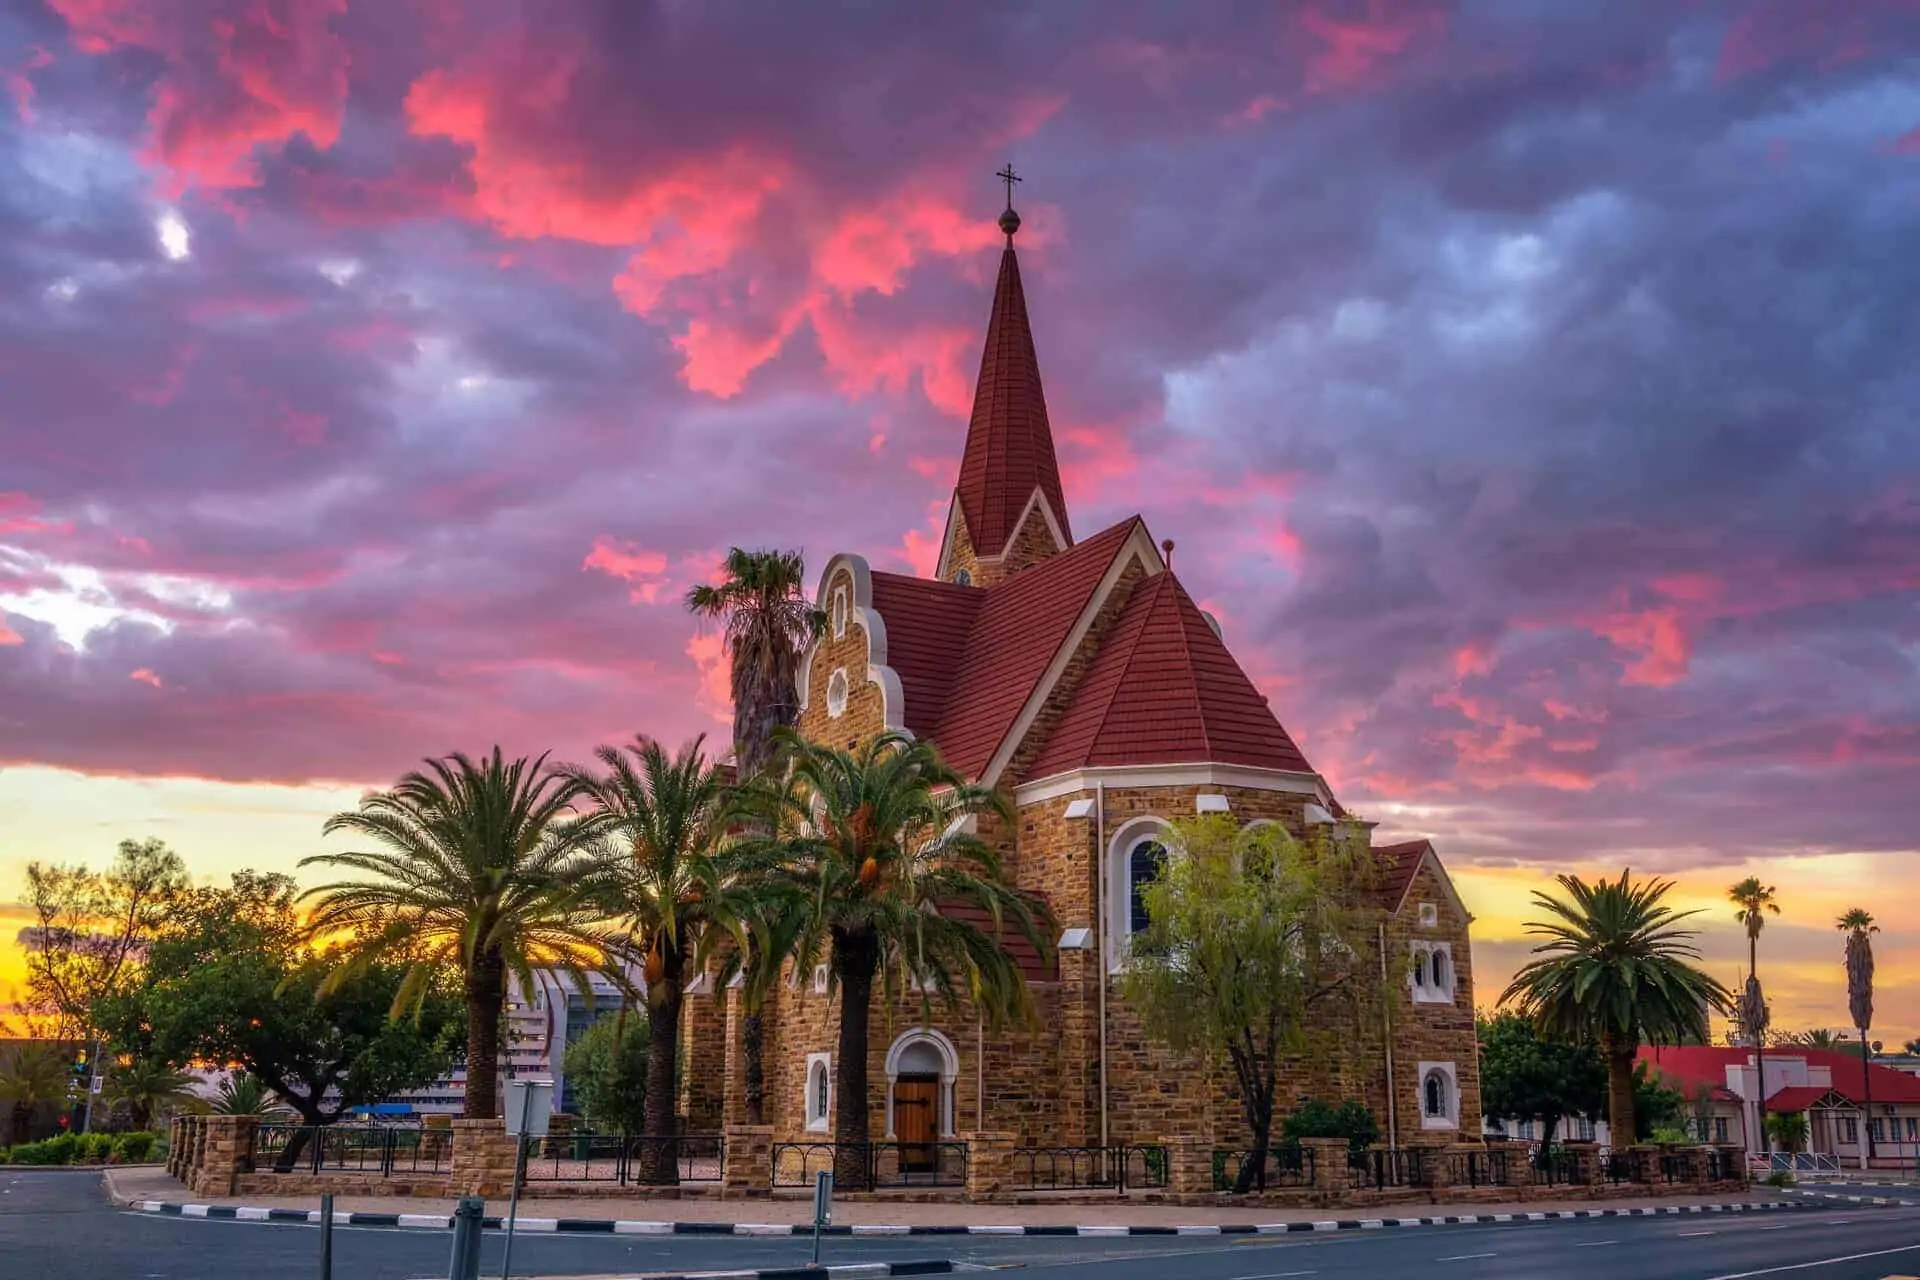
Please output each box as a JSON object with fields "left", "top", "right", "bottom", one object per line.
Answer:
{"left": 894, "top": 1076, "right": 939, "bottom": 1172}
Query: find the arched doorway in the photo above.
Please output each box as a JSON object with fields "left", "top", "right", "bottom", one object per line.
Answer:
{"left": 885, "top": 1030, "right": 958, "bottom": 1173}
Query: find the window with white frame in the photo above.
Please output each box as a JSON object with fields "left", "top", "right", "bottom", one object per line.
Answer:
{"left": 826, "top": 668, "right": 849, "bottom": 718}
{"left": 1106, "top": 820, "right": 1172, "bottom": 969}
{"left": 1844, "top": 1116, "right": 1859, "bottom": 1144}
{"left": 1419, "top": 1061, "right": 1458, "bottom": 1130}
{"left": 832, "top": 586, "right": 848, "bottom": 639}
{"left": 804, "top": 1053, "right": 831, "bottom": 1131}
{"left": 1906, "top": 1117, "right": 1918, "bottom": 1142}
{"left": 1418, "top": 901, "right": 1438, "bottom": 928}
{"left": 1714, "top": 1116, "right": 1729, "bottom": 1143}
{"left": 1410, "top": 941, "right": 1454, "bottom": 1003}
{"left": 812, "top": 963, "right": 830, "bottom": 995}
{"left": 1127, "top": 838, "right": 1168, "bottom": 937}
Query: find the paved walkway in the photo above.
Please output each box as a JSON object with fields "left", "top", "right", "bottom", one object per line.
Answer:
{"left": 104, "top": 1166, "right": 1771, "bottom": 1226}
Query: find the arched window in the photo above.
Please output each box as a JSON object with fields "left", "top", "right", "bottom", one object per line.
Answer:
{"left": 953, "top": 568, "right": 972, "bottom": 586}
{"left": 1413, "top": 950, "right": 1430, "bottom": 988}
{"left": 1418, "top": 1060, "right": 1457, "bottom": 1130}
{"left": 832, "top": 587, "right": 848, "bottom": 639}
{"left": 805, "top": 1054, "right": 831, "bottom": 1132}
{"left": 1424, "top": 1071, "right": 1445, "bottom": 1118}
{"left": 1128, "top": 839, "right": 1168, "bottom": 936}
{"left": 1432, "top": 949, "right": 1450, "bottom": 990}
{"left": 826, "top": 669, "right": 849, "bottom": 718}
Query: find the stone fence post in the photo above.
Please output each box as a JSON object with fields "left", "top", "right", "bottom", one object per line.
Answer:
{"left": 1563, "top": 1140, "right": 1604, "bottom": 1188}
{"left": 450, "top": 1119, "right": 521, "bottom": 1199}
{"left": 1160, "top": 1135, "right": 1215, "bottom": 1197}
{"left": 1299, "top": 1137, "right": 1350, "bottom": 1196}
{"left": 721, "top": 1125, "right": 775, "bottom": 1197}
{"left": 962, "top": 1132, "right": 1018, "bottom": 1202}
{"left": 187, "top": 1114, "right": 257, "bottom": 1197}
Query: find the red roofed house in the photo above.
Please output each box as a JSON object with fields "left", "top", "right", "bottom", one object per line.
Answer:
{"left": 1639, "top": 1045, "right": 1920, "bottom": 1169}
{"left": 684, "top": 194, "right": 1482, "bottom": 1165}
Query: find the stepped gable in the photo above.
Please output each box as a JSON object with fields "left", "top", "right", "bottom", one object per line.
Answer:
{"left": 1026, "top": 568, "right": 1314, "bottom": 780}
{"left": 866, "top": 572, "right": 982, "bottom": 739}
{"left": 952, "top": 246, "right": 1072, "bottom": 555}
{"left": 923, "top": 516, "right": 1145, "bottom": 779}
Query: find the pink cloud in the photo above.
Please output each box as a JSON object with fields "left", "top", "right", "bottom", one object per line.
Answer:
{"left": 50, "top": 0, "right": 350, "bottom": 192}
{"left": 129, "top": 668, "right": 162, "bottom": 687}
{"left": 0, "top": 623, "right": 23, "bottom": 647}
{"left": 582, "top": 536, "right": 671, "bottom": 604}
{"left": 1296, "top": 1, "right": 1446, "bottom": 94}
{"left": 1589, "top": 604, "right": 1691, "bottom": 687}
{"left": 684, "top": 631, "right": 730, "bottom": 726}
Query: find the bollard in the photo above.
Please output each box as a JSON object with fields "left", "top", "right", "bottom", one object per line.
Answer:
{"left": 447, "top": 1196, "right": 486, "bottom": 1280}
{"left": 318, "top": 1192, "right": 334, "bottom": 1280}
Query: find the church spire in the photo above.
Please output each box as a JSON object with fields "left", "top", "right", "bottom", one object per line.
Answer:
{"left": 936, "top": 166, "right": 1072, "bottom": 587}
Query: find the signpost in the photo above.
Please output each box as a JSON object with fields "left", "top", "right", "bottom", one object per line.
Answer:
{"left": 810, "top": 1169, "right": 833, "bottom": 1267}
{"left": 498, "top": 1079, "right": 551, "bottom": 1280}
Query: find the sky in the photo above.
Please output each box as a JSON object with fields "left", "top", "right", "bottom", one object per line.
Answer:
{"left": 1, "top": 0, "right": 1916, "bottom": 1044}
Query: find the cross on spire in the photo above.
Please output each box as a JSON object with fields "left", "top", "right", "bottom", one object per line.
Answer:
{"left": 996, "top": 164, "right": 1023, "bottom": 244}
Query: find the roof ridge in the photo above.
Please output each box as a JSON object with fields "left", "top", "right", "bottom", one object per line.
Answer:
{"left": 1063, "top": 566, "right": 1166, "bottom": 761}
{"left": 1164, "top": 575, "right": 1214, "bottom": 760}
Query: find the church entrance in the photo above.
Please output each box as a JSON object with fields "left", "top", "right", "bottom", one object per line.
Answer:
{"left": 893, "top": 1075, "right": 940, "bottom": 1172}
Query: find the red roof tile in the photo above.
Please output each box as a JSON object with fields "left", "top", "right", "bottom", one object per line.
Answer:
{"left": 1765, "top": 1085, "right": 1842, "bottom": 1112}
{"left": 1373, "top": 839, "right": 1431, "bottom": 909}
{"left": 923, "top": 517, "right": 1144, "bottom": 779}
{"left": 866, "top": 572, "right": 982, "bottom": 739}
{"left": 1638, "top": 1045, "right": 1920, "bottom": 1105}
{"left": 952, "top": 248, "right": 1072, "bottom": 555}
{"left": 1026, "top": 570, "right": 1315, "bottom": 779}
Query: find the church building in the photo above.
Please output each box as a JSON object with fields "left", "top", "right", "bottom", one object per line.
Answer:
{"left": 683, "top": 189, "right": 1483, "bottom": 1164}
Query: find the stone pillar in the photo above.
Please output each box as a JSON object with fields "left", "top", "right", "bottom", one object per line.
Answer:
{"left": 1713, "top": 1143, "right": 1747, "bottom": 1187}
{"left": 188, "top": 1115, "right": 256, "bottom": 1197}
{"left": 962, "top": 1131, "right": 1018, "bottom": 1202}
{"left": 1161, "top": 1135, "right": 1215, "bottom": 1197}
{"left": 721, "top": 986, "right": 746, "bottom": 1130}
{"left": 1562, "top": 1140, "right": 1604, "bottom": 1187}
{"left": 680, "top": 976, "right": 728, "bottom": 1133}
{"left": 450, "top": 1119, "right": 522, "bottom": 1199}
{"left": 1300, "top": 1137, "right": 1350, "bottom": 1195}
{"left": 721, "top": 1124, "right": 775, "bottom": 1197}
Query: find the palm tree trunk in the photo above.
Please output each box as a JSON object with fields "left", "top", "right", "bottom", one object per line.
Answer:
{"left": 463, "top": 948, "right": 507, "bottom": 1121}
{"left": 832, "top": 926, "right": 880, "bottom": 1191}
{"left": 639, "top": 952, "right": 684, "bottom": 1185}
{"left": 1860, "top": 1030, "right": 1875, "bottom": 1162}
{"left": 1751, "top": 933, "right": 1767, "bottom": 1153}
{"left": 1604, "top": 1040, "right": 1637, "bottom": 1148}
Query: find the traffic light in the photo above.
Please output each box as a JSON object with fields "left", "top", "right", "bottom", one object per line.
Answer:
{"left": 71, "top": 1048, "right": 88, "bottom": 1080}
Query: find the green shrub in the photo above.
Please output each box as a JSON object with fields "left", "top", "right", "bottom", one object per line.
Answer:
{"left": 1764, "top": 1169, "right": 1795, "bottom": 1188}
{"left": 1649, "top": 1126, "right": 1695, "bottom": 1146}
{"left": 1281, "top": 1098, "right": 1382, "bottom": 1155}
{"left": 78, "top": 1132, "right": 116, "bottom": 1162}
{"left": 114, "top": 1132, "right": 159, "bottom": 1163}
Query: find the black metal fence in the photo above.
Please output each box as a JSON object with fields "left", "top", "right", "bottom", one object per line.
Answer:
{"left": 1445, "top": 1147, "right": 1508, "bottom": 1188}
{"left": 1705, "top": 1147, "right": 1737, "bottom": 1181}
{"left": 771, "top": 1140, "right": 968, "bottom": 1189}
{"left": 1012, "top": 1145, "right": 1169, "bottom": 1192}
{"left": 1212, "top": 1144, "right": 1314, "bottom": 1192}
{"left": 1348, "top": 1146, "right": 1428, "bottom": 1189}
{"left": 518, "top": 1132, "right": 722, "bottom": 1184}
{"left": 1526, "top": 1146, "right": 1584, "bottom": 1186}
{"left": 1600, "top": 1148, "right": 1636, "bottom": 1184}
{"left": 246, "top": 1124, "right": 452, "bottom": 1176}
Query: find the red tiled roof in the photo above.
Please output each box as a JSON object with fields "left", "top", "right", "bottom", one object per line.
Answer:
{"left": 1638, "top": 1045, "right": 1920, "bottom": 1105}
{"left": 937, "top": 894, "right": 1057, "bottom": 984}
{"left": 1766, "top": 1086, "right": 1844, "bottom": 1113}
{"left": 866, "top": 572, "right": 982, "bottom": 739}
{"left": 1026, "top": 570, "right": 1315, "bottom": 778}
{"left": 925, "top": 517, "right": 1144, "bottom": 779}
{"left": 952, "top": 247, "right": 1072, "bottom": 555}
{"left": 1373, "top": 839, "right": 1431, "bottom": 909}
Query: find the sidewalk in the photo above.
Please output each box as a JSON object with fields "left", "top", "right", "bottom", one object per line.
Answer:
{"left": 104, "top": 1165, "right": 1777, "bottom": 1227}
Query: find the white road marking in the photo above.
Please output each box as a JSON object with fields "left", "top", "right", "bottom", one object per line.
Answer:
{"left": 1574, "top": 1239, "right": 1618, "bottom": 1247}
{"left": 1437, "top": 1253, "right": 1497, "bottom": 1262}
{"left": 1229, "top": 1272, "right": 1319, "bottom": 1279}
{"left": 1679, "top": 1230, "right": 1717, "bottom": 1237}
{"left": 1705, "top": 1242, "right": 1920, "bottom": 1279}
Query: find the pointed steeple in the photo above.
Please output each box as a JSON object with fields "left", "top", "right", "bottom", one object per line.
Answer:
{"left": 936, "top": 168, "right": 1072, "bottom": 587}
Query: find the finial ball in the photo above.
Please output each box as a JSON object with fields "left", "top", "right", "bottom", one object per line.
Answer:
{"left": 998, "top": 207, "right": 1021, "bottom": 238}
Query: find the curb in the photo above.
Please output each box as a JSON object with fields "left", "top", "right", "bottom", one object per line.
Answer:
{"left": 1780, "top": 1188, "right": 1913, "bottom": 1207}
{"left": 130, "top": 1197, "right": 1809, "bottom": 1235}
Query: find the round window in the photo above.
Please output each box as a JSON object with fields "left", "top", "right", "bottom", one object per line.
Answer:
{"left": 826, "top": 668, "right": 849, "bottom": 718}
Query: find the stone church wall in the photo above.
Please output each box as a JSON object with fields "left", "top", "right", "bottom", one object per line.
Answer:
{"left": 799, "top": 565, "right": 889, "bottom": 751}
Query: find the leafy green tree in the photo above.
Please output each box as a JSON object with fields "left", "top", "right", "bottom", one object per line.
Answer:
{"left": 686, "top": 548, "right": 824, "bottom": 1126}
{"left": 1477, "top": 1012, "right": 1606, "bottom": 1153}
{"left": 1787, "top": 1028, "right": 1850, "bottom": 1049}
{"left": 303, "top": 749, "right": 613, "bottom": 1120}
{"left": 569, "top": 734, "right": 741, "bottom": 1182}
{"left": 0, "top": 1042, "right": 69, "bottom": 1145}
{"left": 97, "top": 872, "right": 462, "bottom": 1157}
{"left": 103, "top": 1056, "right": 201, "bottom": 1130}
{"left": 1123, "top": 816, "right": 1384, "bottom": 1193}
{"left": 1502, "top": 870, "right": 1731, "bottom": 1145}
{"left": 737, "top": 729, "right": 1047, "bottom": 1189}
{"left": 1765, "top": 1110, "right": 1809, "bottom": 1154}
{"left": 22, "top": 839, "right": 190, "bottom": 1043}
{"left": 561, "top": 1015, "right": 650, "bottom": 1135}
{"left": 1281, "top": 1098, "right": 1381, "bottom": 1156}
{"left": 1632, "top": 1061, "right": 1688, "bottom": 1140}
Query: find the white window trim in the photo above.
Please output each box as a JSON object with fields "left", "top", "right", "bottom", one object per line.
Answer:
{"left": 832, "top": 586, "right": 848, "bottom": 639}
{"left": 883, "top": 1029, "right": 959, "bottom": 1139}
{"left": 1418, "top": 1060, "right": 1460, "bottom": 1131}
{"left": 826, "top": 668, "right": 849, "bottom": 719}
{"left": 1106, "top": 816, "right": 1171, "bottom": 973}
{"left": 1410, "top": 940, "right": 1455, "bottom": 1005}
{"left": 811, "top": 963, "right": 830, "bottom": 995}
{"left": 804, "top": 1053, "right": 832, "bottom": 1132}
{"left": 1418, "top": 901, "right": 1438, "bottom": 928}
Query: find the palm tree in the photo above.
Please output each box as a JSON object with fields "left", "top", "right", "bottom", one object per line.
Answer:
{"left": 738, "top": 729, "right": 1049, "bottom": 1189}
{"left": 685, "top": 548, "right": 825, "bottom": 782}
{"left": 569, "top": 734, "right": 738, "bottom": 1183}
{"left": 1838, "top": 908, "right": 1878, "bottom": 1158}
{"left": 0, "top": 1042, "right": 69, "bottom": 1145}
{"left": 1788, "top": 1028, "right": 1850, "bottom": 1050}
{"left": 1502, "top": 870, "right": 1730, "bottom": 1145}
{"left": 1729, "top": 876, "right": 1780, "bottom": 1141}
{"left": 104, "top": 1056, "right": 200, "bottom": 1129}
{"left": 302, "top": 748, "right": 613, "bottom": 1120}
{"left": 709, "top": 888, "right": 807, "bottom": 1132}
{"left": 208, "top": 1072, "right": 291, "bottom": 1119}
{"left": 686, "top": 548, "right": 824, "bottom": 1125}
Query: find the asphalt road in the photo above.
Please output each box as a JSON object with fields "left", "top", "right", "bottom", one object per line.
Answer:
{"left": 4, "top": 1170, "right": 1918, "bottom": 1280}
